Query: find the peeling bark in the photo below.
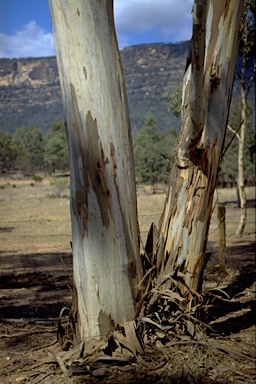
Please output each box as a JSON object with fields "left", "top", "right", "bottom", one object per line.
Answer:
{"left": 49, "top": 0, "right": 142, "bottom": 340}
{"left": 156, "top": 0, "right": 243, "bottom": 295}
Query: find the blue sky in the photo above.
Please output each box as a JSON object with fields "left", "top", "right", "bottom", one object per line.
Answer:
{"left": 0, "top": 0, "right": 194, "bottom": 58}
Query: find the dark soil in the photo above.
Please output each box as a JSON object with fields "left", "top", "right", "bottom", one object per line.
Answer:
{"left": 0, "top": 237, "right": 255, "bottom": 383}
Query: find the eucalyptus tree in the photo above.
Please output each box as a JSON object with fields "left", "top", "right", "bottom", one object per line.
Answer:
{"left": 222, "top": 98, "right": 255, "bottom": 189}
{"left": 235, "top": 0, "right": 255, "bottom": 236}
{"left": 152, "top": 0, "right": 244, "bottom": 295}
{"left": 49, "top": 0, "right": 243, "bottom": 343}
{"left": 49, "top": 0, "right": 143, "bottom": 341}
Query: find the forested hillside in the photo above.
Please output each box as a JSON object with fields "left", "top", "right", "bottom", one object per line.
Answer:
{"left": 0, "top": 41, "right": 255, "bottom": 185}
{"left": 0, "top": 42, "right": 192, "bottom": 135}
{"left": 0, "top": 41, "right": 254, "bottom": 136}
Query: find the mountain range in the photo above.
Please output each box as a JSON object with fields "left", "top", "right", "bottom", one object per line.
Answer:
{"left": 0, "top": 41, "right": 254, "bottom": 136}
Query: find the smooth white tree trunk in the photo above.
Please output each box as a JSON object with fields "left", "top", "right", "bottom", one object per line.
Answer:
{"left": 49, "top": 0, "right": 143, "bottom": 341}
{"left": 236, "top": 50, "right": 247, "bottom": 236}
{"left": 155, "top": 0, "right": 243, "bottom": 294}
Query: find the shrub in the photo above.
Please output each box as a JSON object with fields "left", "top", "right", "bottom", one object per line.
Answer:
{"left": 32, "top": 175, "right": 43, "bottom": 182}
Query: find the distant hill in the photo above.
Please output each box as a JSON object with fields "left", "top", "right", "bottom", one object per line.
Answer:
{"left": 0, "top": 42, "right": 189, "bottom": 135}
{"left": 0, "top": 56, "right": 63, "bottom": 136}
{"left": 0, "top": 41, "right": 254, "bottom": 136}
{"left": 122, "top": 42, "right": 189, "bottom": 133}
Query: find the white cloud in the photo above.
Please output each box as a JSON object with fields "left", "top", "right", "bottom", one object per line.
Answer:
{"left": 114, "top": 0, "right": 193, "bottom": 48}
{"left": 0, "top": 1, "right": 194, "bottom": 58}
{"left": 0, "top": 21, "right": 55, "bottom": 58}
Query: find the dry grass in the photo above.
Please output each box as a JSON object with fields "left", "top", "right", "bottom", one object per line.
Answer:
{"left": 137, "top": 184, "right": 255, "bottom": 245}
{"left": 0, "top": 178, "right": 71, "bottom": 254}
{"left": 0, "top": 178, "right": 255, "bottom": 383}
{"left": 0, "top": 177, "right": 255, "bottom": 254}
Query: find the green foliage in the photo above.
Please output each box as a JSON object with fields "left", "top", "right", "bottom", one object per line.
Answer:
{"left": 239, "top": 0, "right": 256, "bottom": 58}
{"left": 0, "top": 130, "right": 17, "bottom": 172}
{"left": 32, "top": 175, "right": 43, "bottom": 182}
{"left": 221, "top": 98, "right": 255, "bottom": 185}
{"left": 10, "top": 125, "right": 45, "bottom": 175}
{"left": 133, "top": 115, "right": 177, "bottom": 190}
{"left": 44, "top": 121, "right": 69, "bottom": 172}
{"left": 159, "top": 128, "right": 178, "bottom": 173}
{"left": 163, "top": 82, "right": 182, "bottom": 118}
{"left": 0, "top": 121, "right": 69, "bottom": 175}
{"left": 221, "top": 2, "right": 256, "bottom": 187}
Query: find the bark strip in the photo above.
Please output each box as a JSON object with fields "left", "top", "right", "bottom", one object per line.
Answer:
{"left": 156, "top": 0, "right": 243, "bottom": 295}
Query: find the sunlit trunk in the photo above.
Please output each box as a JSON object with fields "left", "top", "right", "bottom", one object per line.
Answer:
{"left": 49, "top": 0, "right": 142, "bottom": 341}
{"left": 156, "top": 0, "right": 243, "bottom": 294}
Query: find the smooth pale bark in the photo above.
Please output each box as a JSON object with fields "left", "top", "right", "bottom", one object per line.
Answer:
{"left": 49, "top": 0, "right": 142, "bottom": 340}
{"left": 236, "top": 52, "right": 247, "bottom": 236}
{"left": 156, "top": 0, "right": 243, "bottom": 294}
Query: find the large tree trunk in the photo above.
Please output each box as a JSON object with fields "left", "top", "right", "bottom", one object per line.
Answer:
{"left": 155, "top": 0, "right": 243, "bottom": 295}
{"left": 49, "top": 0, "right": 143, "bottom": 341}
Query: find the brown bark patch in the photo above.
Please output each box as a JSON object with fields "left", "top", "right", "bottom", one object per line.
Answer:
{"left": 210, "top": 64, "right": 221, "bottom": 93}
{"left": 69, "top": 83, "right": 89, "bottom": 236}
{"left": 83, "top": 66, "right": 87, "bottom": 80}
{"left": 86, "top": 111, "right": 111, "bottom": 229}
{"left": 98, "top": 310, "right": 115, "bottom": 337}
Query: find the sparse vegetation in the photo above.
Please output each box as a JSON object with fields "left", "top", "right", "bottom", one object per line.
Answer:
{"left": 0, "top": 3, "right": 255, "bottom": 381}
{"left": 133, "top": 115, "right": 177, "bottom": 190}
{"left": 0, "top": 179, "right": 255, "bottom": 382}
{"left": 0, "top": 121, "right": 69, "bottom": 175}
{"left": 32, "top": 174, "right": 43, "bottom": 182}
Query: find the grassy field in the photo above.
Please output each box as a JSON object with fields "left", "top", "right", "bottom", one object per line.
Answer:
{"left": 138, "top": 185, "right": 255, "bottom": 244}
{"left": 0, "top": 177, "right": 255, "bottom": 255}
{"left": 0, "top": 177, "right": 71, "bottom": 255}
{"left": 0, "top": 177, "right": 255, "bottom": 383}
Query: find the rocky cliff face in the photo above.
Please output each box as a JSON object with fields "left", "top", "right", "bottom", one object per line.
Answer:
{"left": 0, "top": 42, "right": 189, "bottom": 135}
{"left": 0, "top": 57, "right": 62, "bottom": 135}
{"left": 0, "top": 41, "right": 254, "bottom": 136}
{"left": 0, "top": 57, "right": 59, "bottom": 87}
{"left": 122, "top": 43, "right": 188, "bottom": 133}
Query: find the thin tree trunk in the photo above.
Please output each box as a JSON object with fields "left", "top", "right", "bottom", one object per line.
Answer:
{"left": 49, "top": 0, "right": 143, "bottom": 341}
{"left": 236, "top": 52, "right": 247, "bottom": 236}
{"left": 155, "top": 0, "right": 243, "bottom": 295}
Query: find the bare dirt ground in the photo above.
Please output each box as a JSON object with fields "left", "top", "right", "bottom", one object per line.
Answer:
{"left": 0, "top": 178, "right": 255, "bottom": 383}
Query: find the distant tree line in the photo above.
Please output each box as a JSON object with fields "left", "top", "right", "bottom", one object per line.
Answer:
{"left": 132, "top": 105, "right": 255, "bottom": 190}
{"left": 0, "top": 121, "right": 69, "bottom": 175}
{"left": 133, "top": 115, "right": 177, "bottom": 192}
{"left": 0, "top": 101, "right": 254, "bottom": 187}
{"left": 220, "top": 98, "right": 255, "bottom": 187}
{"left": 162, "top": 85, "right": 256, "bottom": 188}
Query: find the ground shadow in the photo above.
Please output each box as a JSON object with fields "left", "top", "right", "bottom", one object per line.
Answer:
{"left": 208, "top": 300, "right": 255, "bottom": 335}
{"left": 222, "top": 199, "right": 256, "bottom": 208}
{"left": 0, "top": 243, "right": 255, "bottom": 336}
{"left": 0, "top": 226, "right": 15, "bottom": 233}
{"left": 0, "top": 252, "right": 73, "bottom": 319}
{"left": 205, "top": 242, "right": 255, "bottom": 336}
{"left": 0, "top": 251, "right": 72, "bottom": 270}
